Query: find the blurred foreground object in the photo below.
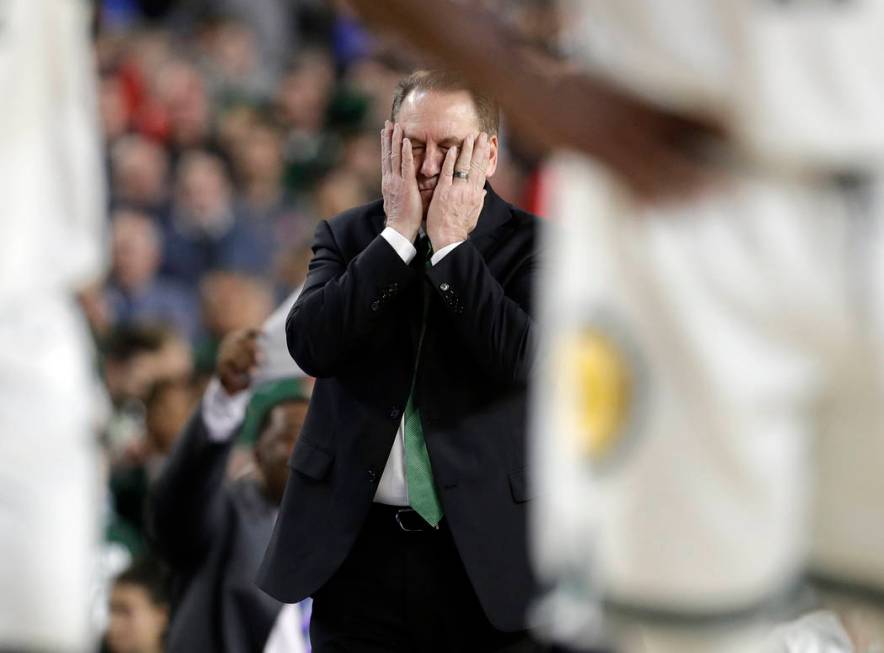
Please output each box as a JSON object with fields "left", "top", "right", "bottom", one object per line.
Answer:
{"left": 0, "top": 0, "right": 107, "bottom": 650}
{"left": 345, "top": 1, "right": 884, "bottom": 651}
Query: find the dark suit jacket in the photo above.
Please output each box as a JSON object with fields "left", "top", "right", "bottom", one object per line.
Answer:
{"left": 149, "top": 414, "right": 286, "bottom": 652}
{"left": 257, "top": 186, "right": 540, "bottom": 632}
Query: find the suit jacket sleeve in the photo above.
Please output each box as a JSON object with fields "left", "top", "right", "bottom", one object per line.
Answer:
{"left": 286, "top": 218, "right": 418, "bottom": 378}
{"left": 147, "top": 412, "right": 232, "bottom": 569}
{"left": 426, "top": 238, "right": 537, "bottom": 385}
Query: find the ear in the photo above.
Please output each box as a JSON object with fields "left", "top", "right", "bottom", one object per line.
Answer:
{"left": 485, "top": 134, "right": 499, "bottom": 179}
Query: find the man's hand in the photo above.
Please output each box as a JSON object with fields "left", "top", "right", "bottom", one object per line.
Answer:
{"left": 346, "top": 0, "right": 725, "bottom": 203}
{"left": 382, "top": 120, "right": 422, "bottom": 241}
{"left": 217, "top": 329, "right": 262, "bottom": 395}
{"left": 426, "top": 132, "right": 490, "bottom": 250}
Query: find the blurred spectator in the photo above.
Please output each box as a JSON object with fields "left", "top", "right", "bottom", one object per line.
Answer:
{"left": 342, "top": 55, "right": 408, "bottom": 127}
{"left": 275, "top": 49, "right": 338, "bottom": 190}
{"left": 102, "top": 326, "right": 192, "bottom": 469}
{"left": 271, "top": 239, "right": 314, "bottom": 303}
{"left": 230, "top": 116, "right": 317, "bottom": 286}
{"left": 109, "top": 376, "right": 196, "bottom": 540}
{"left": 338, "top": 128, "right": 381, "bottom": 196}
{"left": 145, "top": 378, "right": 196, "bottom": 461}
{"left": 169, "top": 0, "right": 296, "bottom": 80}
{"left": 231, "top": 117, "right": 290, "bottom": 215}
{"left": 153, "top": 58, "right": 214, "bottom": 152}
{"left": 194, "top": 271, "right": 273, "bottom": 374}
{"left": 100, "top": 74, "right": 132, "bottom": 143}
{"left": 104, "top": 558, "right": 170, "bottom": 653}
{"left": 162, "top": 150, "right": 267, "bottom": 284}
{"left": 102, "top": 325, "right": 192, "bottom": 406}
{"left": 110, "top": 136, "right": 171, "bottom": 213}
{"left": 148, "top": 330, "right": 311, "bottom": 652}
{"left": 312, "top": 166, "right": 371, "bottom": 220}
{"left": 106, "top": 209, "right": 199, "bottom": 341}
{"left": 195, "top": 16, "right": 275, "bottom": 106}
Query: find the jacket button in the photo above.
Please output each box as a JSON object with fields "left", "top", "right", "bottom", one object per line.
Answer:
{"left": 389, "top": 407, "right": 401, "bottom": 420}
{"left": 367, "top": 468, "right": 378, "bottom": 483}
{"left": 370, "top": 300, "right": 380, "bottom": 311}
{"left": 439, "top": 282, "right": 450, "bottom": 291}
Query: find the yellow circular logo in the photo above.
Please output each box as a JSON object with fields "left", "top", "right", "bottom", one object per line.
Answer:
{"left": 556, "top": 329, "right": 634, "bottom": 465}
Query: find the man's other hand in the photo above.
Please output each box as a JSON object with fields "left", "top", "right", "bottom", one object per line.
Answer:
{"left": 217, "top": 329, "right": 262, "bottom": 395}
{"left": 382, "top": 120, "right": 423, "bottom": 241}
{"left": 427, "top": 132, "right": 489, "bottom": 249}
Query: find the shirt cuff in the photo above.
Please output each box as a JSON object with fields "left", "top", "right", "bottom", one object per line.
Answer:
{"left": 381, "top": 227, "right": 417, "bottom": 264}
{"left": 201, "top": 377, "right": 252, "bottom": 442}
{"left": 430, "top": 241, "right": 463, "bottom": 266}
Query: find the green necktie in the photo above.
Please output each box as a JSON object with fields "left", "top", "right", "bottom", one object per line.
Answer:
{"left": 405, "top": 237, "right": 443, "bottom": 526}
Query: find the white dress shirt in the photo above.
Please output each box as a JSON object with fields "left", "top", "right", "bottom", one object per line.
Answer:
{"left": 373, "top": 227, "right": 462, "bottom": 505}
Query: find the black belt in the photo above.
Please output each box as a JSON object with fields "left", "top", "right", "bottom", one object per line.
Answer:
{"left": 369, "top": 503, "right": 442, "bottom": 533}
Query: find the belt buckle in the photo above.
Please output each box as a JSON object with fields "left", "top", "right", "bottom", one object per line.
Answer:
{"left": 394, "top": 508, "right": 434, "bottom": 532}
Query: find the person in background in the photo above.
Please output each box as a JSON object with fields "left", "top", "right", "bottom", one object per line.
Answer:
{"left": 193, "top": 270, "right": 273, "bottom": 375}
{"left": 148, "top": 328, "right": 311, "bottom": 653}
{"left": 162, "top": 150, "right": 267, "bottom": 284}
{"left": 109, "top": 135, "right": 172, "bottom": 215}
{"left": 104, "top": 558, "right": 171, "bottom": 653}
{"left": 105, "top": 208, "right": 199, "bottom": 342}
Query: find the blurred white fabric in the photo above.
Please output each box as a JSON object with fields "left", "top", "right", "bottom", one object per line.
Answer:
{"left": 254, "top": 286, "right": 308, "bottom": 385}
{"left": 535, "top": 2, "right": 884, "bottom": 652}
{"left": 0, "top": 0, "right": 106, "bottom": 649}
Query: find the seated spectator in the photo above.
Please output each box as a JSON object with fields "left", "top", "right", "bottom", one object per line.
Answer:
{"left": 104, "top": 558, "right": 170, "bottom": 653}
{"left": 230, "top": 116, "right": 315, "bottom": 277}
{"left": 195, "top": 15, "right": 275, "bottom": 106}
{"left": 193, "top": 270, "right": 273, "bottom": 375}
{"left": 102, "top": 325, "right": 193, "bottom": 408}
{"left": 161, "top": 150, "right": 268, "bottom": 284}
{"left": 153, "top": 58, "right": 214, "bottom": 152}
{"left": 110, "top": 376, "right": 196, "bottom": 539}
{"left": 274, "top": 49, "right": 338, "bottom": 191}
{"left": 110, "top": 135, "right": 171, "bottom": 215}
{"left": 101, "top": 325, "right": 192, "bottom": 484}
{"left": 106, "top": 209, "right": 199, "bottom": 341}
{"left": 148, "top": 329, "right": 311, "bottom": 653}
{"left": 312, "top": 166, "right": 371, "bottom": 220}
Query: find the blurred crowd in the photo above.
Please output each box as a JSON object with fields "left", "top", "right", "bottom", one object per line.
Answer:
{"left": 85, "top": 1, "right": 563, "bottom": 651}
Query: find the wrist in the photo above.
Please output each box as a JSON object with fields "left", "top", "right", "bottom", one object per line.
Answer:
{"left": 430, "top": 229, "right": 468, "bottom": 250}
{"left": 385, "top": 220, "right": 420, "bottom": 242}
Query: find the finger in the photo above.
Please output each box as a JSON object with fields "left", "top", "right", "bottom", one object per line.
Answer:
{"left": 469, "top": 132, "right": 491, "bottom": 189}
{"left": 439, "top": 145, "right": 458, "bottom": 187}
{"left": 381, "top": 121, "right": 391, "bottom": 176}
{"left": 454, "top": 133, "right": 475, "bottom": 181}
{"left": 391, "top": 123, "right": 402, "bottom": 177}
{"left": 402, "top": 137, "right": 415, "bottom": 180}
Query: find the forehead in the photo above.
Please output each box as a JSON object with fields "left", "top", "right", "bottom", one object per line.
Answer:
{"left": 396, "top": 90, "right": 480, "bottom": 141}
